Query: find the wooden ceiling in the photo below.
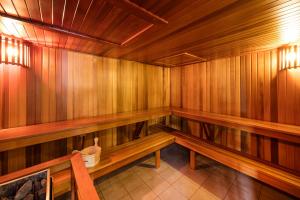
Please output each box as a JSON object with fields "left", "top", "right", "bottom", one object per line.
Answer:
{"left": 0, "top": 0, "right": 300, "bottom": 66}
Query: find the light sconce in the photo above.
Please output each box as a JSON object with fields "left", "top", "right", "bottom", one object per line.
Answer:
{"left": 0, "top": 35, "right": 30, "bottom": 68}
{"left": 278, "top": 44, "right": 300, "bottom": 70}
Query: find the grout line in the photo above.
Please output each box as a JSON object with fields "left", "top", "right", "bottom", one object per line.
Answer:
{"left": 222, "top": 179, "right": 235, "bottom": 200}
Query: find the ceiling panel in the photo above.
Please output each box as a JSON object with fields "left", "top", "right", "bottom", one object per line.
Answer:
{"left": 0, "top": 0, "right": 299, "bottom": 66}
{"left": 154, "top": 53, "right": 206, "bottom": 67}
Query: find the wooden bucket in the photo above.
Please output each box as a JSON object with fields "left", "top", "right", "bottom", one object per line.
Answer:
{"left": 80, "top": 137, "right": 101, "bottom": 168}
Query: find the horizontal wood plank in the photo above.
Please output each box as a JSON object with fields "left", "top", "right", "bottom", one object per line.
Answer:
{"left": 0, "top": 108, "right": 171, "bottom": 152}
{"left": 52, "top": 132, "right": 175, "bottom": 196}
{"left": 171, "top": 131, "right": 300, "bottom": 198}
{"left": 171, "top": 107, "right": 300, "bottom": 143}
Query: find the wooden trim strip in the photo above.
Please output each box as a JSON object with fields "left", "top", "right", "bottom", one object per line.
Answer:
{"left": 171, "top": 107, "right": 300, "bottom": 143}
{"left": 0, "top": 12, "right": 120, "bottom": 46}
{"left": 121, "top": 24, "right": 154, "bottom": 46}
{"left": 105, "top": 0, "right": 168, "bottom": 25}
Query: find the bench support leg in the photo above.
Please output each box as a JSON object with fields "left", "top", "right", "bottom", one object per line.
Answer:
{"left": 155, "top": 150, "right": 160, "bottom": 168}
{"left": 190, "top": 150, "right": 196, "bottom": 170}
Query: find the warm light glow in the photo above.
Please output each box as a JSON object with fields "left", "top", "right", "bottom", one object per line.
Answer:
{"left": 0, "top": 35, "right": 31, "bottom": 68}
{"left": 278, "top": 45, "right": 300, "bottom": 70}
{"left": 281, "top": 11, "right": 300, "bottom": 43}
{"left": 286, "top": 51, "right": 296, "bottom": 64}
{"left": 282, "top": 22, "right": 299, "bottom": 43}
{"left": 6, "top": 46, "right": 18, "bottom": 57}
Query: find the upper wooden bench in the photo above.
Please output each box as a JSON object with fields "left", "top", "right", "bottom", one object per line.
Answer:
{"left": 1, "top": 106, "right": 299, "bottom": 152}
{"left": 0, "top": 108, "right": 171, "bottom": 152}
{"left": 171, "top": 107, "right": 300, "bottom": 143}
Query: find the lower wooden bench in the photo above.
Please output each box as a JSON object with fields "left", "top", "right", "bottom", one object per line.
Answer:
{"left": 52, "top": 132, "right": 175, "bottom": 197}
{"left": 170, "top": 131, "right": 300, "bottom": 198}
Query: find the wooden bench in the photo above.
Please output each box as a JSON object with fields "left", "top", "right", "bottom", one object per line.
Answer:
{"left": 170, "top": 131, "right": 300, "bottom": 198}
{"left": 171, "top": 107, "right": 300, "bottom": 143}
{"left": 0, "top": 108, "right": 171, "bottom": 152}
{"left": 52, "top": 132, "right": 175, "bottom": 197}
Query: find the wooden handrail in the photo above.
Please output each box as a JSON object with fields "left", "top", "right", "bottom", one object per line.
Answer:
{"left": 0, "top": 153, "right": 100, "bottom": 200}
{"left": 171, "top": 107, "right": 300, "bottom": 143}
{"left": 0, "top": 154, "right": 72, "bottom": 184}
{"left": 70, "top": 153, "right": 100, "bottom": 200}
{"left": 0, "top": 108, "right": 171, "bottom": 152}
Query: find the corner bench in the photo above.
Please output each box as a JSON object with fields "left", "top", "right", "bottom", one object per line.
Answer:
{"left": 1, "top": 107, "right": 300, "bottom": 198}
{"left": 52, "top": 132, "right": 175, "bottom": 197}
{"left": 170, "top": 131, "right": 300, "bottom": 198}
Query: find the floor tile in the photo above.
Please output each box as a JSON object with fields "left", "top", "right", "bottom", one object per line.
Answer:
{"left": 212, "top": 165, "right": 237, "bottom": 180}
{"left": 94, "top": 144, "right": 295, "bottom": 200}
{"left": 234, "top": 173, "right": 261, "bottom": 195}
{"left": 190, "top": 187, "right": 221, "bottom": 200}
{"left": 159, "top": 167, "right": 181, "bottom": 184}
{"left": 182, "top": 167, "right": 210, "bottom": 186}
{"left": 201, "top": 173, "right": 233, "bottom": 199}
{"left": 96, "top": 175, "right": 120, "bottom": 191}
{"left": 172, "top": 175, "right": 199, "bottom": 198}
{"left": 116, "top": 167, "right": 136, "bottom": 180}
{"left": 159, "top": 186, "right": 187, "bottom": 200}
{"left": 122, "top": 195, "right": 133, "bottom": 200}
{"left": 101, "top": 182, "right": 128, "bottom": 200}
{"left": 136, "top": 166, "right": 158, "bottom": 181}
{"left": 129, "top": 184, "right": 157, "bottom": 200}
{"left": 225, "top": 183, "right": 258, "bottom": 200}
{"left": 121, "top": 174, "right": 145, "bottom": 192}
{"left": 143, "top": 175, "right": 170, "bottom": 195}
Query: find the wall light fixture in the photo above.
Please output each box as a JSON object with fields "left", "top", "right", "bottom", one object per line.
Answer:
{"left": 0, "top": 35, "right": 30, "bottom": 68}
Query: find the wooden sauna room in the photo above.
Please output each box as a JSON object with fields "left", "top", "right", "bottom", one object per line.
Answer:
{"left": 0, "top": 0, "right": 300, "bottom": 199}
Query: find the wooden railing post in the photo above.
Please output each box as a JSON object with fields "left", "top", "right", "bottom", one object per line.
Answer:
{"left": 70, "top": 153, "right": 100, "bottom": 200}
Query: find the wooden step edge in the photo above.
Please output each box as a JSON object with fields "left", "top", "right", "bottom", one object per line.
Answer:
{"left": 88, "top": 136, "right": 175, "bottom": 174}
{"left": 52, "top": 135, "right": 175, "bottom": 197}
{"left": 171, "top": 132, "right": 300, "bottom": 198}
{"left": 102, "top": 132, "right": 173, "bottom": 154}
{"left": 172, "top": 131, "right": 300, "bottom": 180}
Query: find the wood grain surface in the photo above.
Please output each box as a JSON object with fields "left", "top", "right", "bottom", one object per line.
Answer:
{"left": 170, "top": 49, "right": 300, "bottom": 173}
{"left": 0, "top": 45, "right": 170, "bottom": 175}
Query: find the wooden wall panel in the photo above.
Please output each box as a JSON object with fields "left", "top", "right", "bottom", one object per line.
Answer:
{"left": 170, "top": 49, "right": 300, "bottom": 172}
{"left": 0, "top": 46, "right": 169, "bottom": 175}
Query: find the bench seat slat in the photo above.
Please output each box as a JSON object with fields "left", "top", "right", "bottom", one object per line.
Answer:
{"left": 52, "top": 132, "right": 175, "bottom": 197}
{"left": 171, "top": 131, "right": 300, "bottom": 198}
{"left": 0, "top": 108, "right": 171, "bottom": 152}
{"left": 171, "top": 107, "right": 300, "bottom": 143}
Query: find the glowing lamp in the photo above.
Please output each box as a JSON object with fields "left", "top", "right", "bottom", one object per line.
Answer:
{"left": 278, "top": 45, "right": 300, "bottom": 70}
{"left": 0, "top": 35, "right": 30, "bottom": 67}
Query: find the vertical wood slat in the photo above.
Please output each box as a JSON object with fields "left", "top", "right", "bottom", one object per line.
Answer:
{"left": 0, "top": 45, "right": 169, "bottom": 175}
{"left": 170, "top": 49, "right": 300, "bottom": 173}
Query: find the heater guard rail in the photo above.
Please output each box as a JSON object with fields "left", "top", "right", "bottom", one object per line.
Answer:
{"left": 0, "top": 153, "right": 100, "bottom": 200}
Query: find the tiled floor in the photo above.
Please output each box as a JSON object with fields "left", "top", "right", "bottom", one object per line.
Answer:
{"left": 94, "top": 144, "right": 297, "bottom": 200}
